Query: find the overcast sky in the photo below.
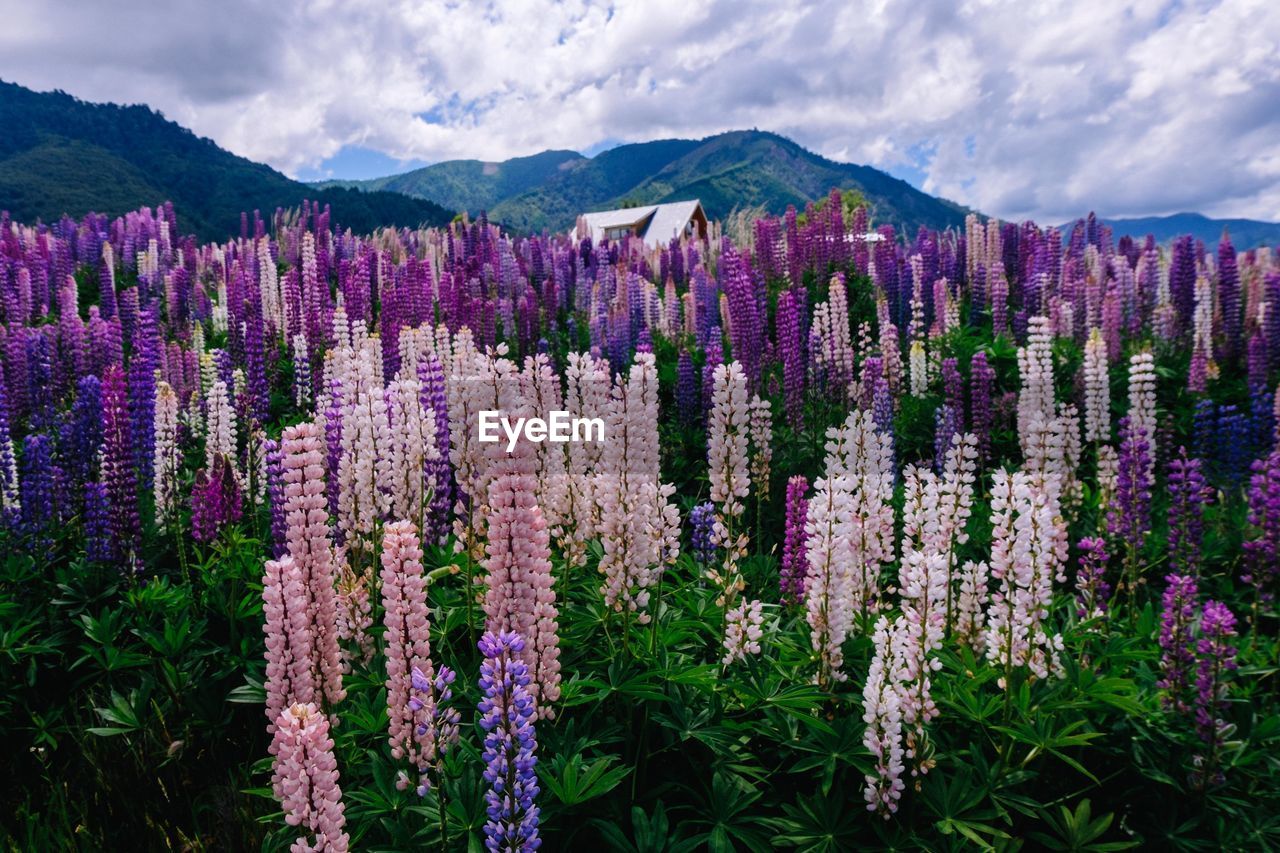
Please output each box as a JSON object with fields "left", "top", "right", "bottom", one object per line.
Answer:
{"left": 1, "top": 0, "right": 1277, "bottom": 223}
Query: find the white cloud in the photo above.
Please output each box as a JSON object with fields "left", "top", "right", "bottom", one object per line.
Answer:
{"left": 1, "top": 0, "right": 1276, "bottom": 222}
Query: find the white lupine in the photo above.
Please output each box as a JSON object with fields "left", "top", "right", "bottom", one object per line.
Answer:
{"left": 908, "top": 340, "right": 929, "bottom": 398}
{"left": 706, "top": 361, "right": 752, "bottom": 605}
{"left": 1017, "top": 315, "right": 1056, "bottom": 456}
{"left": 386, "top": 375, "right": 440, "bottom": 531}
{"left": 1127, "top": 351, "right": 1158, "bottom": 482}
{"left": 152, "top": 381, "right": 180, "bottom": 526}
{"left": 722, "top": 599, "right": 765, "bottom": 665}
{"left": 293, "top": 333, "right": 311, "bottom": 409}
{"left": 338, "top": 344, "right": 392, "bottom": 550}
{"left": 893, "top": 549, "right": 947, "bottom": 778}
{"left": 1083, "top": 328, "right": 1110, "bottom": 444}
{"left": 862, "top": 615, "right": 906, "bottom": 818}
{"left": 955, "top": 559, "right": 990, "bottom": 651}
{"left": 748, "top": 394, "right": 773, "bottom": 500}
{"left": 205, "top": 378, "right": 237, "bottom": 470}
{"left": 805, "top": 418, "right": 858, "bottom": 685}
{"left": 983, "top": 469, "right": 1067, "bottom": 687}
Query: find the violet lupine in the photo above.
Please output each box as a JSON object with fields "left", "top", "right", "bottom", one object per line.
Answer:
{"left": 1243, "top": 448, "right": 1280, "bottom": 613}
{"left": 968, "top": 351, "right": 995, "bottom": 464}
{"left": 1157, "top": 573, "right": 1198, "bottom": 713}
{"left": 101, "top": 364, "right": 139, "bottom": 566}
{"left": 862, "top": 615, "right": 905, "bottom": 818}
{"left": 1107, "top": 416, "right": 1152, "bottom": 595}
{"left": 18, "top": 433, "right": 56, "bottom": 546}
{"left": 270, "top": 702, "right": 350, "bottom": 853}
{"left": 1193, "top": 600, "right": 1238, "bottom": 788}
{"left": 689, "top": 502, "right": 718, "bottom": 567}
{"left": 674, "top": 349, "right": 699, "bottom": 428}
{"left": 477, "top": 631, "right": 541, "bottom": 853}
{"left": 1074, "top": 536, "right": 1111, "bottom": 620}
{"left": 418, "top": 353, "right": 453, "bottom": 545}
{"left": 84, "top": 481, "right": 112, "bottom": 563}
{"left": 1168, "top": 449, "right": 1210, "bottom": 577}
{"left": 779, "top": 476, "right": 809, "bottom": 604}
{"left": 722, "top": 599, "right": 765, "bottom": 665}
{"left": 60, "top": 374, "right": 102, "bottom": 492}
{"left": 775, "top": 286, "right": 807, "bottom": 430}
{"left": 407, "top": 664, "right": 460, "bottom": 796}
{"left": 266, "top": 438, "right": 287, "bottom": 558}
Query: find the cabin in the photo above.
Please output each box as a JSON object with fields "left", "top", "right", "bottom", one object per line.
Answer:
{"left": 576, "top": 200, "right": 708, "bottom": 248}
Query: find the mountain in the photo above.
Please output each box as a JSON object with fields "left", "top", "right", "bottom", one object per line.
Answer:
{"left": 1084, "top": 212, "right": 1280, "bottom": 249}
{"left": 324, "top": 130, "right": 970, "bottom": 235}
{"left": 0, "top": 80, "right": 453, "bottom": 239}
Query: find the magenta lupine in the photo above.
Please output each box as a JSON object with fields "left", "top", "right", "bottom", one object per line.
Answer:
{"left": 1243, "top": 448, "right": 1280, "bottom": 611}
{"left": 780, "top": 475, "right": 809, "bottom": 603}
{"left": 776, "top": 287, "right": 807, "bottom": 430}
{"left": 1193, "top": 600, "right": 1238, "bottom": 787}
{"left": 270, "top": 702, "right": 350, "bottom": 853}
{"left": 191, "top": 453, "right": 243, "bottom": 544}
{"left": 1157, "top": 573, "right": 1198, "bottom": 713}
{"left": 477, "top": 631, "right": 541, "bottom": 852}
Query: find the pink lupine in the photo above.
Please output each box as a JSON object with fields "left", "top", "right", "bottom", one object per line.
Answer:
{"left": 270, "top": 702, "right": 350, "bottom": 853}
{"left": 381, "top": 520, "right": 442, "bottom": 779}
{"left": 282, "top": 422, "right": 346, "bottom": 707}
{"left": 263, "top": 555, "right": 315, "bottom": 730}
{"left": 722, "top": 599, "right": 765, "bottom": 665}
{"left": 482, "top": 433, "right": 561, "bottom": 719}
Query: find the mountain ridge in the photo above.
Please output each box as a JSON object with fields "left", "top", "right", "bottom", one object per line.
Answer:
{"left": 319, "top": 129, "right": 972, "bottom": 235}
{"left": 0, "top": 80, "right": 454, "bottom": 239}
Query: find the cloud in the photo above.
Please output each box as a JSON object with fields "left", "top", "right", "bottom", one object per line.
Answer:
{"left": 1, "top": 0, "right": 1276, "bottom": 222}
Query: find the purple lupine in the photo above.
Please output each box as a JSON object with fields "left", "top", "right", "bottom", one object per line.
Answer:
{"left": 1217, "top": 236, "right": 1241, "bottom": 358}
{"left": 690, "top": 502, "right": 718, "bottom": 567}
{"left": 84, "top": 480, "right": 112, "bottom": 563}
{"left": 265, "top": 437, "right": 286, "bottom": 558}
{"left": 1074, "top": 536, "right": 1111, "bottom": 619}
{"left": 1193, "top": 600, "right": 1238, "bottom": 787}
{"left": 675, "top": 350, "right": 700, "bottom": 428}
{"left": 101, "top": 364, "right": 139, "bottom": 567}
{"left": 1107, "top": 416, "right": 1152, "bottom": 566}
{"left": 969, "top": 351, "right": 995, "bottom": 464}
{"left": 418, "top": 355, "right": 453, "bottom": 544}
{"left": 1167, "top": 449, "right": 1210, "bottom": 577}
{"left": 129, "top": 306, "right": 160, "bottom": 491}
{"left": 941, "top": 357, "right": 964, "bottom": 425}
{"left": 776, "top": 287, "right": 807, "bottom": 431}
{"left": 1242, "top": 448, "right": 1280, "bottom": 608}
{"left": 1157, "top": 574, "right": 1198, "bottom": 713}
{"left": 191, "top": 454, "right": 243, "bottom": 544}
{"left": 477, "top": 631, "right": 541, "bottom": 852}
{"left": 408, "top": 664, "right": 460, "bottom": 796}
{"left": 60, "top": 375, "right": 103, "bottom": 490}
{"left": 19, "top": 433, "right": 56, "bottom": 546}
{"left": 701, "top": 331, "right": 723, "bottom": 422}
{"left": 934, "top": 404, "right": 959, "bottom": 474}
{"left": 780, "top": 476, "right": 809, "bottom": 603}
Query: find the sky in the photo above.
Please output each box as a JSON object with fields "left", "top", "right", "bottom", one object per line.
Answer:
{"left": 1, "top": 0, "right": 1277, "bottom": 224}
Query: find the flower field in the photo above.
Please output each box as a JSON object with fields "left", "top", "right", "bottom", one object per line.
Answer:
{"left": 2, "top": 195, "right": 1279, "bottom": 850}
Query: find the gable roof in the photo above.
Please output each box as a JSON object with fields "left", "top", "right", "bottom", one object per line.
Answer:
{"left": 578, "top": 200, "right": 705, "bottom": 247}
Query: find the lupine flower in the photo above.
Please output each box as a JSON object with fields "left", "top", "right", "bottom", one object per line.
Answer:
{"left": 1074, "top": 536, "right": 1111, "bottom": 620}
{"left": 674, "top": 350, "right": 699, "bottom": 427}
{"left": 270, "top": 702, "right": 350, "bottom": 853}
{"left": 984, "top": 468, "right": 1066, "bottom": 686}
{"left": 152, "top": 381, "right": 181, "bottom": 527}
{"left": 968, "top": 351, "right": 995, "bottom": 464}
{"left": 862, "top": 615, "right": 905, "bottom": 818}
{"left": 706, "top": 361, "right": 752, "bottom": 606}
{"left": 0, "top": 374, "right": 20, "bottom": 527}
{"left": 1083, "top": 328, "right": 1110, "bottom": 443}
{"left": 1107, "top": 416, "right": 1152, "bottom": 579}
{"left": 190, "top": 453, "right": 243, "bottom": 544}
{"left": 1127, "top": 351, "right": 1157, "bottom": 482}
{"left": 1243, "top": 448, "right": 1280, "bottom": 607}
{"left": 1157, "top": 573, "right": 1198, "bottom": 713}
{"left": 780, "top": 476, "right": 809, "bottom": 603}
{"left": 477, "top": 631, "right": 541, "bottom": 852}
{"left": 776, "top": 287, "right": 807, "bottom": 430}
{"left": 1168, "top": 449, "right": 1210, "bottom": 577}
{"left": 101, "top": 364, "right": 139, "bottom": 566}
{"left": 1193, "top": 600, "right": 1238, "bottom": 788}
{"left": 722, "top": 599, "right": 765, "bottom": 665}
{"left": 19, "top": 433, "right": 56, "bottom": 545}
{"left": 689, "top": 502, "right": 718, "bottom": 567}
